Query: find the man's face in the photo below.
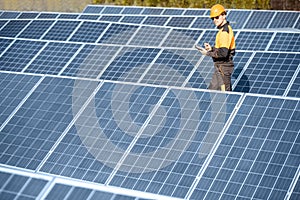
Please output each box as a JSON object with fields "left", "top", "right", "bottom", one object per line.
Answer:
{"left": 211, "top": 14, "right": 226, "bottom": 27}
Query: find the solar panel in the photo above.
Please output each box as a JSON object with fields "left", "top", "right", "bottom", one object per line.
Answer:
{"left": 0, "top": 11, "right": 20, "bottom": 19}
{"left": 268, "top": 32, "right": 300, "bottom": 52}
{"left": 190, "top": 94, "right": 300, "bottom": 200}
{"left": 0, "top": 77, "right": 98, "bottom": 170}
{"left": 129, "top": 26, "right": 170, "bottom": 46}
{"left": 17, "top": 20, "right": 55, "bottom": 39}
{"left": 269, "top": 11, "right": 299, "bottom": 29}
{"left": 234, "top": 52, "right": 300, "bottom": 96}
{"left": 235, "top": 31, "right": 274, "bottom": 51}
{"left": 0, "top": 171, "right": 48, "bottom": 199}
{"left": 0, "top": 20, "right": 30, "bottom": 37}
{"left": 23, "top": 42, "right": 82, "bottom": 75}
{"left": 0, "top": 40, "right": 46, "bottom": 72}
{"left": 244, "top": 11, "right": 275, "bottom": 29}
{"left": 42, "top": 20, "right": 80, "bottom": 41}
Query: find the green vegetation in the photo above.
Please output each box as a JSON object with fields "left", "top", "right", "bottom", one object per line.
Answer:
{"left": 92, "top": 0, "right": 271, "bottom": 9}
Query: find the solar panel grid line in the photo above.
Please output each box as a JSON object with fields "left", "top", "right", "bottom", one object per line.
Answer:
{"left": 57, "top": 44, "right": 86, "bottom": 76}
{"left": 182, "top": 55, "right": 205, "bottom": 88}
{"left": 285, "top": 167, "right": 300, "bottom": 200}
{"left": 104, "top": 87, "right": 171, "bottom": 185}
{"left": 95, "top": 45, "right": 126, "bottom": 79}
{"left": 265, "top": 31, "right": 278, "bottom": 51}
{"left": 266, "top": 11, "right": 280, "bottom": 29}
{"left": 0, "top": 37, "right": 15, "bottom": 57}
{"left": 66, "top": 20, "right": 84, "bottom": 41}
{"left": 38, "top": 19, "right": 59, "bottom": 40}
{"left": 292, "top": 14, "right": 300, "bottom": 29}
{"left": 94, "top": 22, "right": 115, "bottom": 44}
{"left": 137, "top": 48, "right": 165, "bottom": 83}
{"left": 231, "top": 52, "right": 256, "bottom": 90}
{"left": 20, "top": 41, "right": 49, "bottom": 73}
{"left": 48, "top": 176, "right": 183, "bottom": 200}
{"left": 36, "top": 176, "right": 56, "bottom": 200}
{"left": 184, "top": 93, "right": 246, "bottom": 200}
{"left": 34, "top": 80, "right": 104, "bottom": 172}
{"left": 241, "top": 10, "right": 253, "bottom": 29}
{"left": 0, "top": 75, "right": 45, "bottom": 132}
{"left": 283, "top": 64, "right": 300, "bottom": 97}
{"left": 0, "top": 20, "right": 9, "bottom": 31}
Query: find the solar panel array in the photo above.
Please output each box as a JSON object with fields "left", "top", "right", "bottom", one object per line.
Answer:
{"left": 0, "top": 5, "right": 299, "bottom": 200}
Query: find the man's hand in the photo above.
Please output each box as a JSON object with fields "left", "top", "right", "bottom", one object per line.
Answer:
{"left": 204, "top": 43, "right": 212, "bottom": 51}
{"left": 195, "top": 45, "right": 207, "bottom": 56}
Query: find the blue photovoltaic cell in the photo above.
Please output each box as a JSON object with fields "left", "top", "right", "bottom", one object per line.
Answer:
{"left": 188, "top": 55, "right": 215, "bottom": 89}
{"left": 99, "top": 15, "right": 122, "bottom": 22}
{"left": 227, "top": 10, "right": 251, "bottom": 29}
{"left": 141, "top": 49, "right": 200, "bottom": 87}
{"left": 162, "top": 29, "right": 203, "bottom": 48}
{"left": 62, "top": 44, "right": 120, "bottom": 79}
{"left": 234, "top": 52, "right": 300, "bottom": 96}
{"left": 268, "top": 32, "right": 300, "bottom": 52}
{"left": 129, "top": 26, "right": 170, "bottom": 46}
{"left": 231, "top": 52, "right": 254, "bottom": 90}
{"left": 142, "top": 16, "right": 169, "bottom": 26}
{"left": 121, "top": 7, "right": 143, "bottom": 14}
{"left": 0, "top": 20, "right": 30, "bottom": 37}
{"left": 191, "top": 95, "right": 300, "bottom": 200}
{"left": 121, "top": 16, "right": 145, "bottom": 24}
{"left": 58, "top": 14, "right": 79, "bottom": 19}
{"left": 0, "top": 172, "right": 48, "bottom": 199}
{"left": 37, "top": 13, "right": 59, "bottom": 19}
{"left": 101, "top": 6, "right": 123, "bottom": 14}
{"left": 0, "top": 40, "right": 46, "bottom": 72}
{"left": 41, "top": 82, "right": 167, "bottom": 184}
{"left": 166, "top": 17, "right": 195, "bottom": 28}
{"left": 196, "top": 30, "right": 218, "bottom": 48}
{"left": 191, "top": 17, "right": 215, "bottom": 29}
{"left": 110, "top": 90, "right": 241, "bottom": 198}
{"left": 287, "top": 71, "right": 300, "bottom": 98}
{"left": 24, "top": 42, "right": 81, "bottom": 75}
{"left": 17, "top": 20, "right": 55, "bottom": 39}
{"left": 18, "top": 12, "right": 39, "bottom": 19}
{"left": 98, "top": 24, "right": 138, "bottom": 45}
{"left": 0, "top": 77, "right": 97, "bottom": 170}
{"left": 82, "top": 6, "right": 104, "bottom": 14}
{"left": 244, "top": 11, "right": 275, "bottom": 29}
{"left": 0, "top": 20, "right": 8, "bottom": 29}
{"left": 269, "top": 12, "right": 299, "bottom": 29}
{"left": 0, "top": 73, "right": 40, "bottom": 126}
{"left": 42, "top": 20, "right": 80, "bottom": 41}
{"left": 100, "top": 47, "right": 160, "bottom": 82}
{"left": 78, "top": 14, "right": 99, "bottom": 20}
{"left": 141, "top": 8, "right": 164, "bottom": 15}
{"left": 0, "top": 38, "right": 13, "bottom": 53}
{"left": 0, "top": 11, "right": 20, "bottom": 19}
{"left": 184, "top": 9, "right": 207, "bottom": 16}
{"left": 69, "top": 21, "right": 108, "bottom": 43}
{"left": 236, "top": 31, "right": 273, "bottom": 51}
{"left": 162, "top": 9, "right": 184, "bottom": 15}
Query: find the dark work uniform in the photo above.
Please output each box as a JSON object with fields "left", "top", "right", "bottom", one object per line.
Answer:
{"left": 206, "top": 22, "right": 235, "bottom": 91}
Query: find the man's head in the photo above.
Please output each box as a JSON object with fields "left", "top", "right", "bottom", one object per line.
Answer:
{"left": 210, "top": 4, "right": 227, "bottom": 27}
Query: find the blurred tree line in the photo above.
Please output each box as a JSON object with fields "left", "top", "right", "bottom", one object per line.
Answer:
{"left": 92, "top": 0, "right": 271, "bottom": 9}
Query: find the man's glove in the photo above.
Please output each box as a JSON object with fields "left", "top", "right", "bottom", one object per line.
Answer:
{"left": 195, "top": 45, "right": 207, "bottom": 56}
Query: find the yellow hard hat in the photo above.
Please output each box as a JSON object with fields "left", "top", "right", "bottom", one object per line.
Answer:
{"left": 210, "top": 4, "right": 226, "bottom": 18}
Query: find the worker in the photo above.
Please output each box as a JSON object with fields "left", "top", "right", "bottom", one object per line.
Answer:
{"left": 196, "top": 4, "right": 236, "bottom": 91}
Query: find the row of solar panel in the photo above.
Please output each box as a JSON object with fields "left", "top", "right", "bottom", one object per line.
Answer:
{"left": 0, "top": 36, "right": 299, "bottom": 97}
{"left": 0, "top": 9, "right": 299, "bottom": 30}
{"left": 1, "top": 19, "right": 299, "bottom": 52}
{"left": 0, "top": 168, "right": 153, "bottom": 200}
{"left": 0, "top": 72, "right": 299, "bottom": 199}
